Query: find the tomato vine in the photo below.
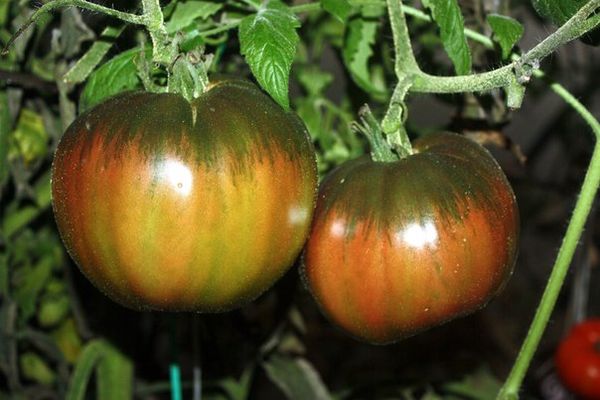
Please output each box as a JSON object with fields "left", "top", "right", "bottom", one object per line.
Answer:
{"left": 4, "top": 0, "right": 600, "bottom": 398}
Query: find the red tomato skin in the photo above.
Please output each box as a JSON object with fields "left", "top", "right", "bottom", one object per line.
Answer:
{"left": 51, "top": 79, "right": 317, "bottom": 312}
{"left": 555, "top": 319, "right": 600, "bottom": 399}
{"left": 302, "top": 133, "right": 519, "bottom": 344}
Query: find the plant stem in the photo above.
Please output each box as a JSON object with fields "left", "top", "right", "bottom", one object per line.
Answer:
{"left": 379, "top": 0, "right": 417, "bottom": 159}
{"left": 141, "top": 0, "right": 175, "bottom": 65}
{"left": 497, "top": 73, "right": 600, "bottom": 399}
{"left": 386, "top": 0, "right": 419, "bottom": 75}
{"left": 1, "top": 0, "right": 144, "bottom": 55}
{"left": 411, "top": 1, "right": 600, "bottom": 93}
{"left": 395, "top": 4, "right": 600, "bottom": 396}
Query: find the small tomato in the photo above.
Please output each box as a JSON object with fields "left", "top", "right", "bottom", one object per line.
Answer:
{"left": 555, "top": 319, "right": 600, "bottom": 399}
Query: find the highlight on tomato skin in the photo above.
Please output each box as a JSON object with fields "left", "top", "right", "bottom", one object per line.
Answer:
{"left": 555, "top": 319, "right": 600, "bottom": 400}
{"left": 51, "top": 79, "right": 318, "bottom": 312}
{"left": 302, "top": 132, "right": 519, "bottom": 345}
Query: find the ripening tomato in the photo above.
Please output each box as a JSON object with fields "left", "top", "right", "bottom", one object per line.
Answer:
{"left": 302, "top": 133, "right": 519, "bottom": 344}
{"left": 555, "top": 319, "right": 600, "bottom": 399}
{"left": 52, "top": 79, "right": 317, "bottom": 312}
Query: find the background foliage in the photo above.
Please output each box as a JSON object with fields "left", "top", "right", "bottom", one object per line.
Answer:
{"left": 1, "top": 0, "right": 599, "bottom": 399}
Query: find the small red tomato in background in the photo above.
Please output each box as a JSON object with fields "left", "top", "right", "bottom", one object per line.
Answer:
{"left": 51, "top": 79, "right": 317, "bottom": 312}
{"left": 302, "top": 133, "right": 519, "bottom": 344}
{"left": 555, "top": 319, "right": 600, "bottom": 399}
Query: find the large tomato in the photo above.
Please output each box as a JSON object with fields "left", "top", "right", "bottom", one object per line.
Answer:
{"left": 302, "top": 133, "right": 519, "bottom": 344}
{"left": 555, "top": 319, "right": 600, "bottom": 399}
{"left": 52, "top": 79, "right": 317, "bottom": 312}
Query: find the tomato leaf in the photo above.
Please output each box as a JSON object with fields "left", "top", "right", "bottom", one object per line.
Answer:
{"left": 262, "top": 355, "right": 332, "bottom": 400}
{"left": 20, "top": 352, "right": 56, "bottom": 385}
{"left": 63, "top": 25, "right": 125, "bottom": 84}
{"left": 13, "top": 256, "right": 53, "bottom": 323}
{"left": 0, "top": 255, "right": 7, "bottom": 297}
{"left": 442, "top": 367, "right": 503, "bottom": 399}
{"left": 65, "top": 340, "right": 106, "bottom": 400}
{"left": 239, "top": 0, "right": 300, "bottom": 110}
{"left": 487, "top": 14, "right": 524, "bottom": 59}
{"left": 321, "top": 0, "right": 352, "bottom": 22}
{"left": 342, "top": 6, "right": 387, "bottom": 100}
{"left": 297, "top": 66, "right": 333, "bottom": 96}
{"left": 97, "top": 345, "right": 133, "bottom": 400}
{"left": 532, "top": 0, "right": 588, "bottom": 25}
{"left": 79, "top": 47, "right": 150, "bottom": 112}
{"left": 8, "top": 108, "right": 47, "bottom": 165}
{"left": 165, "top": 1, "right": 223, "bottom": 34}
{"left": 0, "top": 91, "right": 10, "bottom": 187}
{"left": 422, "top": 0, "right": 472, "bottom": 75}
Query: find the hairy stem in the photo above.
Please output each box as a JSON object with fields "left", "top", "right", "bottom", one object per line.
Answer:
{"left": 386, "top": 0, "right": 419, "bottom": 75}
{"left": 141, "top": 0, "right": 175, "bottom": 65}
{"left": 497, "top": 73, "right": 600, "bottom": 399}
{"left": 1, "top": 0, "right": 144, "bottom": 55}
{"left": 400, "top": 3, "right": 600, "bottom": 397}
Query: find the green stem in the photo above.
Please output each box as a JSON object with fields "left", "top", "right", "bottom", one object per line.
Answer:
{"left": 379, "top": 0, "right": 417, "bottom": 159}
{"left": 1, "top": 0, "right": 144, "bottom": 55}
{"left": 386, "top": 0, "right": 419, "bottom": 75}
{"left": 381, "top": 78, "right": 413, "bottom": 157}
{"left": 141, "top": 0, "right": 175, "bottom": 65}
{"left": 394, "top": 4, "right": 600, "bottom": 396}
{"left": 497, "top": 74, "right": 600, "bottom": 399}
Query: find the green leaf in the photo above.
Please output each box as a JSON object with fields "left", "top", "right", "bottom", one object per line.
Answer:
{"left": 20, "top": 352, "right": 56, "bottom": 385}
{"left": 239, "top": 0, "right": 300, "bottom": 110}
{"left": 487, "top": 14, "right": 524, "bottom": 59}
{"left": 0, "top": 91, "right": 10, "bottom": 187}
{"left": 8, "top": 108, "right": 47, "bottom": 165}
{"left": 52, "top": 318, "right": 83, "bottom": 364}
{"left": 37, "top": 294, "right": 70, "bottom": 328}
{"left": 166, "top": 1, "right": 223, "bottom": 33}
{"left": 79, "top": 47, "right": 150, "bottom": 112}
{"left": 532, "top": 0, "right": 588, "bottom": 26}
{"left": 63, "top": 25, "right": 125, "bottom": 84}
{"left": 443, "top": 367, "right": 503, "bottom": 399}
{"left": 321, "top": 0, "right": 352, "bottom": 22}
{"left": 422, "top": 0, "right": 472, "bottom": 75}
{"left": 0, "top": 255, "right": 7, "bottom": 297}
{"left": 97, "top": 345, "right": 133, "bottom": 400}
{"left": 262, "top": 355, "right": 332, "bottom": 400}
{"left": 342, "top": 7, "right": 387, "bottom": 99}
{"left": 2, "top": 172, "right": 52, "bottom": 238}
{"left": 13, "top": 256, "right": 53, "bottom": 322}
{"left": 0, "top": 0, "right": 9, "bottom": 27}
{"left": 218, "top": 365, "right": 254, "bottom": 400}
{"left": 65, "top": 340, "right": 106, "bottom": 400}
{"left": 297, "top": 67, "right": 333, "bottom": 96}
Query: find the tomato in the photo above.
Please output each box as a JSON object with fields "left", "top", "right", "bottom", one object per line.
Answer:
{"left": 555, "top": 319, "right": 600, "bottom": 399}
{"left": 302, "top": 133, "right": 519, "bottom": 344}
{"left": 51, "top": 79, "right": 317, "bottom": 312}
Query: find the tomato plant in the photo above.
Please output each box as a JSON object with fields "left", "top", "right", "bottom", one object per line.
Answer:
{"left": 51, "top": 79, "right": 317, "bottom": 311}
{"left": 303, "top": 133, "right": 519, "bottom": 344}
{"left": 4, "top": 0, "right": 600, "bottom": 397}
{"left": 555, "top": 319, "right": 600, "bottom": 399}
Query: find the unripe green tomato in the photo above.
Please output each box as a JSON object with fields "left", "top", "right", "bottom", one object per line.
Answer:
{"left": 303, "top": 133, "right": 519, "bottom": 344}
{"left": 51, "top": 79, "right": 318, "bottom": 312}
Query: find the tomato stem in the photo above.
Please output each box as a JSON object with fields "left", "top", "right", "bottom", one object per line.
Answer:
{"left": 497, "top": 72, "right": 600, "bottom": 400}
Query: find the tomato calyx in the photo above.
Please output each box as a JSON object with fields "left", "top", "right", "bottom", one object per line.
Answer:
{"left": 351, "top": 105, "right": 413, "bottom": 163}
{"left": 134, "top": 40, "right": 212, "bottom": 103}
